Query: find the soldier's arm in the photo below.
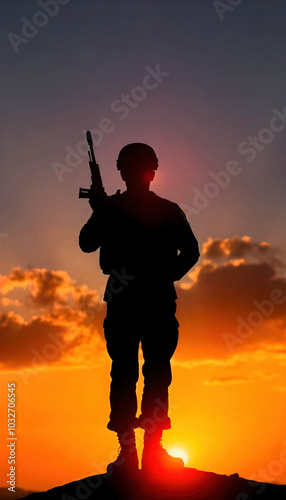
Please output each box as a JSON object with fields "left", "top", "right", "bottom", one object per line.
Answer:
{"left": 79, "top": 213, "right": 103, "bottom": 253}
{"left": 79, "top": 197, "right": 111, "bottom": 253}
{"left": 173, "top": 206, "right": 200, "bottom": 281}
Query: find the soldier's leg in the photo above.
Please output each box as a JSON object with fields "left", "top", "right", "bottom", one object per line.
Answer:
{"left": 104, "top": 315, "right": 140, "bottom": 433}
{"left": 139, "top": 302, "right": 184, "bottom": 472}
{"left": 138, "top": 301, "right": 179, "bottom": 432}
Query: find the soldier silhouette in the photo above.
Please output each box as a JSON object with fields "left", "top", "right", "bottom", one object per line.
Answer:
{"left": 79, "top": 143, "right": 199, "bottom": 476}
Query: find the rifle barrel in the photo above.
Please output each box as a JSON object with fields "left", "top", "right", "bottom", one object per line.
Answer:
{"left": 79, "top": 130, "right": 106, "bottom": 199}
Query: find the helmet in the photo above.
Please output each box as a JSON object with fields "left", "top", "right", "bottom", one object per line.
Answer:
{"left": 116, "top": 143, "right": 158, "bottom": 171}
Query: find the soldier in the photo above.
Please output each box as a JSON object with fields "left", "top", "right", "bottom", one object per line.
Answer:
{"left": 79, "top": 143, "right": 199, "bottom": 476}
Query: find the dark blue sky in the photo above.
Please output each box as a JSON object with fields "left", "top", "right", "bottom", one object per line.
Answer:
{"left": 1, "top": 0, "right": 286, "bottom": 291}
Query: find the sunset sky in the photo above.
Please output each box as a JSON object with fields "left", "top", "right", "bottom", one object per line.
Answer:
{"left": 0, "top": 0, "right": 286, "bottom": 492}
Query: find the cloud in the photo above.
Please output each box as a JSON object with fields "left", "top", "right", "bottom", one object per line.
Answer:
{"left": 204, "top": 376, "right": 249, "bottom": 386}
{"left": 175, "top": 236, "right": 286, "bottom": 359}
{"left": 1, "top": 236, "right": 286, "bottom": 370}
{"left": 173, "top": 346, "right": 286, "bottom": 370}
{"left": 202, "top": 235, "right": 283, "bottom": 269}
{"left": 0, "top": 267, "right": 101, "bottom": 309}
{"left": 203, "top": 235, "right": 265, "bottom": 258}
{"left": 1, "top": 297, "right": 21, "bottom": 307}
{"left": 0, "top": 267, "right": 106, "bottom": 370}
{"left": 0, "top": 312, "right": 75, "bottom": 369}
{"left": 253, "top": 371, "right": 281, "bottom": 380}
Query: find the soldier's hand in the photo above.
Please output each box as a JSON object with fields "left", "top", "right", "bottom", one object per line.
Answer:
{"left": 89, "top": 195, "right": 104, "bottom": 211}
{"left": 88, "top": 184, "right": 107, "bottom": 211}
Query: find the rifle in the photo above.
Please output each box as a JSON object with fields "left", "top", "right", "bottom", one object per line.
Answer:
{"left": 79, "top": 131, "right": 106, "bottom": 199}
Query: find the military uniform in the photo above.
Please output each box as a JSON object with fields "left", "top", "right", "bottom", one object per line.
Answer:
{"left": 79, "top": 189, "right": 199, "bottom": 435}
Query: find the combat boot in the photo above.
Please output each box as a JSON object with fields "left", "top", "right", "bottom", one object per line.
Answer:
{"left": 107, "top": 430, "right": 139, "bottom": 476}
{"left": 141, "top": 430, "right": 184, "bottom": 476}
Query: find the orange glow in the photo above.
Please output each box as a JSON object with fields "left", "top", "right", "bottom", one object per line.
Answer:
{"left": 0, "top": 349, "right": 286, "bottom": 490}
{"left": 0, "top": 242, "right": 286, "bottom": 492}
{"left": 168, "top": 447, "right": 189, "bottom": 466}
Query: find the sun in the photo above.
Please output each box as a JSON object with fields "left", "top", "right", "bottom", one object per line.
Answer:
{"left": 167, "top": 447, "right": 189, "bottom": 466}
